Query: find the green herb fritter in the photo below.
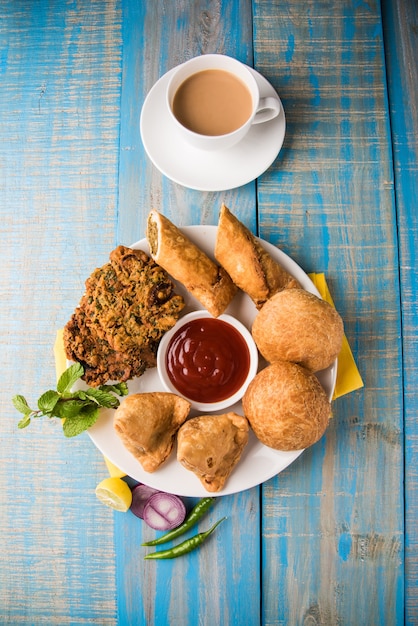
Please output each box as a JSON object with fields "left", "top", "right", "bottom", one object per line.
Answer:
{"left": 64, "top": 246, "right": 185, "bottom": 386}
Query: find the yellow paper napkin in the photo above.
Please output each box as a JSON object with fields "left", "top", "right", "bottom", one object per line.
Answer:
{"left": 308, "top": 273, "right": 363, "bottom": 400}
{"left": 53, "top": 328, "right": 67, "bottom": 384}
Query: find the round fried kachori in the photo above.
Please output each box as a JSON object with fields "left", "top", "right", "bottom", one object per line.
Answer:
{"left": 242, "top": 361, "right": 331, "bottom": 451}
{"left": 251, "top": 288, "right": 343, "bottom": 372}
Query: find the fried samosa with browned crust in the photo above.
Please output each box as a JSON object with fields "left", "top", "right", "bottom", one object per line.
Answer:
{"left": 177, "top": 412, "right": 249, "bottom": 492}
{"left": 114, "top": 392, "right": 191, "bottom": 472}
{"left": 215, "top": 204, "right": 299, "bottom": 309}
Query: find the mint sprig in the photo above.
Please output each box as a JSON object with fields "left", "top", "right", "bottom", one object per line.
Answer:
{"left": 13, "top": 363, "right": 129, "bottom": 438}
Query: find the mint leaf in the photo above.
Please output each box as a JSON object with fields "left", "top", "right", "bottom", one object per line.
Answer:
{"left": 12, "top": 395, "right": 32, "bottom": 415}
{"left": 57, "top": 362, "right": 84, "bottom": 394}
{"left": 52, "top": 399, "right": 89, "bottom": 419}
{"left": 72, "top": 390, "right": 88, "bottom": 401}
{"left": 83, "top": 388, "right": 121, "bottom": 408}
{"left": 38, "top": 390, "right": 60, "bottom": 414}
{"left": 100, "top": 382, "right": 129, "bottom": 397}
{"left": 18, "top": 414, "right": 32, "bottom": 429}
{"left": 14, "top": 362, "right": 128, "bottom": 438}
{"left": 62, "top": 405, "right": 100, "bottom": 437}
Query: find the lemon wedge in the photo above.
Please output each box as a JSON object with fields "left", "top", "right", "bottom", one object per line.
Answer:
{"left": 95, "top": 477, "right": 132, "bottom": 512}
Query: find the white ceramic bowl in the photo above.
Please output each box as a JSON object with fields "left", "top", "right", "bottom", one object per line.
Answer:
{"left": 157, "top": 311, "right": 259, "bottom": 412}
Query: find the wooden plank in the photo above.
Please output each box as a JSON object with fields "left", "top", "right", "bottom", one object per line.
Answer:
{"left": 117, "top": 0, "right": 258, "bottom": 244}
{"left": 382, "top": 0, "right": 418, "bottom": 622}
{"left": 254, "top": 1, "right": 404, "bottom": 624}
{"left": 0, "top": 1, "right": 122, "bottom": 623}
{"left": 115, "top": 1, "right": 260, "bottom": 624}
{"left": 2, "top": 0, "right": 412, "bottom": 623}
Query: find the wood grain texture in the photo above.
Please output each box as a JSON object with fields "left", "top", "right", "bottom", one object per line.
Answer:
{"left": 0, "top": 1, "right": 122, "bottom": 623}
{"left": 382, "top": 0, "right": 418, "bottom": 623}
{"left": 115, "top": 2, "right": 261, "bottom": 624}
{"left": 117, "top": 0, "right": 258, "bottom": 244}
{"left": 254, "top": 1, "right": 404, "bottom": 624}
{"left": 1, "top": 0, "right": 414, "bottom": 623}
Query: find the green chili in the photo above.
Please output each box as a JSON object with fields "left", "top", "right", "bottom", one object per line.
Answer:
{"left": 142, "top": 497, "right": 215, "bottom": 546}
{"left": 144, "top": 517, "right": 226, "bottom": 560}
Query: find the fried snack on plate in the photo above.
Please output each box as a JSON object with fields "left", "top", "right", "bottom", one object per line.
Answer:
{"left": 177, "top": 412, "right": 249, "bottom": 492}
{"left": 64, "top": 246, "right": 185, "bottom": 386}
{"left": 251, "top": 288, "right": 343, "bottom": 372}
{"left": 214, "top": 204, "right": 299, "bottom": 309}
{"left": 114, "top": 392, "right": 191, "bottom": 472}
{"left": 146, "top": 209, "right": 237, "bottom": 317}
{"left": 242, "top": 361, "right": 331, "bottom": 451}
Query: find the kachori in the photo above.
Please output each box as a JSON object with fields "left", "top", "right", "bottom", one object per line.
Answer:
{"left": 242, "top": 361, "right": 331, "bottom": 451}
{"left": 251, "top": 288, "right": 343, "bottom": 372}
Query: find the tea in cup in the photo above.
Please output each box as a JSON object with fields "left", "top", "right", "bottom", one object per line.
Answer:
{"left": 167, "top": 54, "right": 281, "bottom": 151}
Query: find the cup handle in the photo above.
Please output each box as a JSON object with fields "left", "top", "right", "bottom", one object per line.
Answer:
{"left": 252, "top": 96, "right": 281, "bottom": 124}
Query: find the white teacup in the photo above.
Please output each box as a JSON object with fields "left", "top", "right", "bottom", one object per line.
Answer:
{"left": 166, "top": 54, "right": 281, "bottom": 151}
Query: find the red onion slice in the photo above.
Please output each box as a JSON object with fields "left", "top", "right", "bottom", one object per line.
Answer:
{"left": 143, "top": 492, "right": 186, "bottom": 530}
{"left": 130, "top": 484, "right": 160, "bottom": 519}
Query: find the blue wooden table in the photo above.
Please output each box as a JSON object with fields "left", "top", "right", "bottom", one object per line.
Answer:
{"left": 1, "top": 1, "right": 417, "bottom": 624}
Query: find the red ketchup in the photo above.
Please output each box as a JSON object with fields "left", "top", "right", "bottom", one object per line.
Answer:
{"left": 166, "top": 318, "right": 250, "bottom": 403}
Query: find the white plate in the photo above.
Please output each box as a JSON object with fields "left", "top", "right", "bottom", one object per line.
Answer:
{"left": 87, "top": 226, "right": 337, "bottom": 497}
{"left": 140, "top": 66, "right": 286, "bottom": 191}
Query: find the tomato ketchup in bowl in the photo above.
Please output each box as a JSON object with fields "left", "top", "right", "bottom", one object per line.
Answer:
{"left": 157, "top": 311, "right": 259, "bottom": 411}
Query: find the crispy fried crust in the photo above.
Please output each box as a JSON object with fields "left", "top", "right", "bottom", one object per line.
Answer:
{"left": 251, "top": 288, "right": 344, "bottom": 372}
{"left": 147, "top": 209, "right": 237, "bottom": 317}
{"left": 242, "top": 361, "right": 331, "bottom": 451}
{"left": 114, "top": 392, "right": 191, "bottom": 472}
{"left": 215, "top": 204, "right": 300, "bottom": 309}
{"left": 177, "top": 412, "right": 249, "bottom": 492}
{"left": 63, "top": 246, "right": 185, "bottom": 386}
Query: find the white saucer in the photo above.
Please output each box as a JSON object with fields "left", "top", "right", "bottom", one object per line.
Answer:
{"left": 140, "top": 65, "right": 286, "bottom": 191}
